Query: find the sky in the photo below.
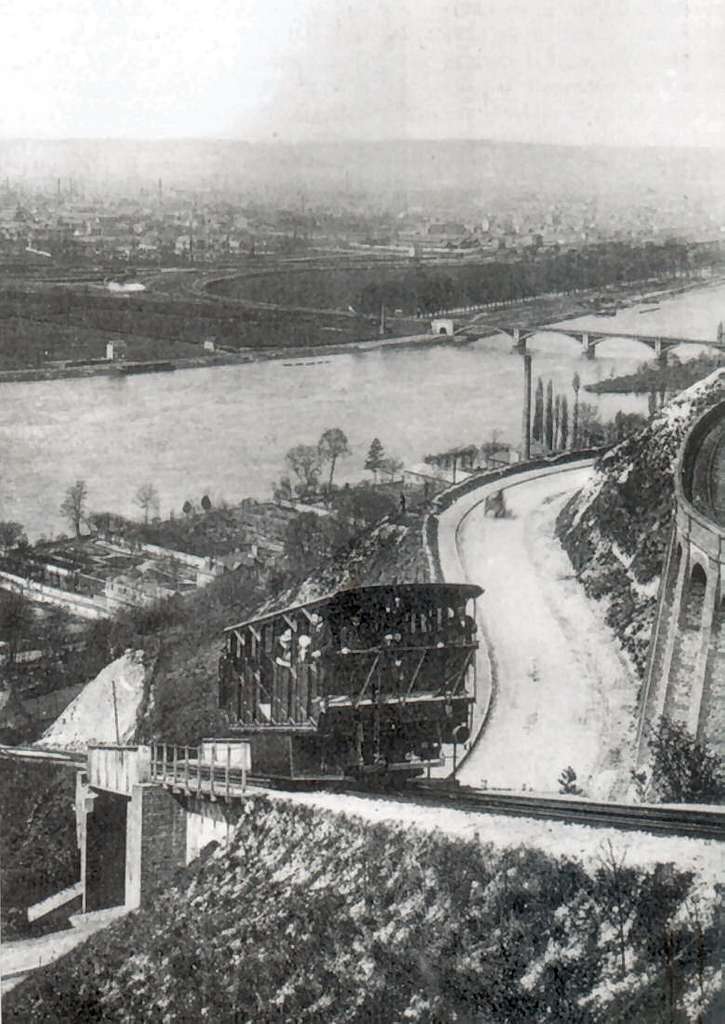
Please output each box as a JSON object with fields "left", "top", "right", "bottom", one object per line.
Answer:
{"left": 0, "top": 0, "right": 724, "bottom": 147}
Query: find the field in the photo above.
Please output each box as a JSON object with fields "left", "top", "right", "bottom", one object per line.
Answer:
{"left": 0, "top": 283, "right": 386, "bottom": 372}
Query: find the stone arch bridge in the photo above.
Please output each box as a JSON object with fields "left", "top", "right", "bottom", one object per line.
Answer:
{"left": 462, "top": 323, "right": 724, "bottom": 361}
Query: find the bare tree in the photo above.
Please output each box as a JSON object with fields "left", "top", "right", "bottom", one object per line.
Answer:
{"left": 59, "top": 480, "right": 88, "bottom": 538}
{"left": 595, "top": 840, "right": 638, "bottom": 979}
{"left": 318, "top": 428, "right": 350, "bottom": 493}
{"left": 134, "top": 483, "right": 159, "bottom": 524}
{"left": 0, "top": 522, "right": 27, "bottom": 553}
{"left": 285, "top": 444, "right": 321, "bottom": 496}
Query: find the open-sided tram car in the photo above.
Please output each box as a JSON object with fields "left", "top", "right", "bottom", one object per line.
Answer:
{"left": 218, "top": 582, "right": 482, "bottom": 781}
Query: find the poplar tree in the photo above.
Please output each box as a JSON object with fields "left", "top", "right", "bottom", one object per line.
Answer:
{"left": 572, "top": 372, "right": 581, "bottom": 448}
{"left": 544, "top": 380, "right": 554, "bottom": 450}
{"left": 560, "top": 394, "right": 569, "bottom": 449}
{"left": 532, "top": 378, "right": 544, "bottom": 442}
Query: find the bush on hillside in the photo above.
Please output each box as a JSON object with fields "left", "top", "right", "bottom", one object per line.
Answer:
{"left": 557, "top": 373, "right": 725, "bottom": 678}
{"left": 646, "top": 716, "right": 725, "bottom": 804}
{"left": 5, "top": 798, "right": 723, "bottom": 1023}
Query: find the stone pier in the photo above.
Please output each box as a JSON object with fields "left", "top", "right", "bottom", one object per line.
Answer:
{"left": 74, "top": 742, "right": 251, "bottom": 914}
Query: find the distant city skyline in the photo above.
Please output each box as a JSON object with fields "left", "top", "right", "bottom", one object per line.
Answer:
{"left": 1, "top": 0, "right": 723, "bottom": 150}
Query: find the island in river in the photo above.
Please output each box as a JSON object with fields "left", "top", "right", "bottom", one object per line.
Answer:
{"left": 585, "top": 351, "right": 725, "bottom": 395}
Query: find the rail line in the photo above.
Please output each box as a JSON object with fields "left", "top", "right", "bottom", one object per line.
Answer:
{"left": 2, "top": 742, "right": 723, "bottom": 840}
{"left": 242, "top": 775, "right": 725, "bottom": 842}
{"left": 405, "top": 781, "right": 725, "bottom": 841}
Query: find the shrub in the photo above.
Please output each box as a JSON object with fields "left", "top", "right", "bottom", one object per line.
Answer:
{"left": 646, "top": 716, "right": 725, "bottom": 804}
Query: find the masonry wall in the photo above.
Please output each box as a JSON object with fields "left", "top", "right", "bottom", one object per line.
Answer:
{"left": 185, "top": 797, "right": 241, "bottom": 864}
{"left": 125, "top": 784, "right": 187, "bottom": 909}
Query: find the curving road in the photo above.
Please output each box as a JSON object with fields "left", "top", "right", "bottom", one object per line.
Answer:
{"left": 437, "top": 463, "right": 638, "bottom": 797}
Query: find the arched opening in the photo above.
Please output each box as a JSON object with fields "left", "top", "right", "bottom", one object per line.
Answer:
{"left": 691, "top": 562, "right": 707, "bottom": 589}
{"left": 439, "top": 327, "right": 449, "bottom": 336}
{"left": 668, "top": 559, "right": 708, "bottom": 709}
{"left": 682, "top": 562, "right": 707, "bottom": 631}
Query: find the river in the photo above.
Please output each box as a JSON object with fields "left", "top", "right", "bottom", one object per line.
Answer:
{"left": 3, "top": 281, "right": 725, "bottom": 539}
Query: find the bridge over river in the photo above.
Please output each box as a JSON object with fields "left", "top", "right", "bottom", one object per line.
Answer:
{"left": 458, "top": 318, "right": 723, "bottom": 361}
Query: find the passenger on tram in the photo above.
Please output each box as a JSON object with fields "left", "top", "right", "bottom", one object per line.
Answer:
{"left": 309, "top": 610, "right": 334, "bottom": 663}
{"left": 454, "top": 606, "right": 477, "bottom": 644}
{"left": 339, "top": 613, "right": 367, "bottom": 698}
{"left": 275, "top": 629, "right": 293, "bottom": 668}
{"left": 308, "top": 609, "right": 334, "bottom": 707}
{"left": 340, "top": 613, "right": 366, "bottom": 654}
{"left": 382, "top": 593, "right": 407, "bottom": 640}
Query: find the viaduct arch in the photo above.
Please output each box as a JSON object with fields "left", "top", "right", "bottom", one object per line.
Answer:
{"left": 636, "top": 392, "right": 725, "bottom": 763}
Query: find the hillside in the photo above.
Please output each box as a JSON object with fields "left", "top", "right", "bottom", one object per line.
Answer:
{"left": 38, "top": 650, "right": 148, "bottom": 751}
{"left": 5, "top": 796, "right": 723, "bottom": 1023}
{"left": 556, "top": 369, "right": 725, "bottom": 678}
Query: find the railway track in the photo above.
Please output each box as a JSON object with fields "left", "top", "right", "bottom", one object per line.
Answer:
{"left": 3, "top": 744, "right": 722, "bottom": 842}
{"left": 405, "top": 781, "right": 725, "bottom": 841}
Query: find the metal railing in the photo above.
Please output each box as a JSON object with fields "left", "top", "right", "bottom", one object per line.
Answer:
{"left": 150, "top": 742, "right": 251, "bottom": 800}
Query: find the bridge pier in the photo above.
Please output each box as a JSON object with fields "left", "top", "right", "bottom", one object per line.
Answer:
{"left": 581, "top": 332, "right": 596, "bottom": 359}
{"left": 73, "top": 743, "right": 253, "bottom": 916}
{"left": 511, "top": 326, "right": 526, "bottom": 353}
{"left": 654, "top": 338, "right": 668, "bottom": 365}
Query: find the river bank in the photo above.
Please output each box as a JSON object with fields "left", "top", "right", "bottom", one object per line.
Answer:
{"left": 0, "top": 272, "right": 717, "bottom": 387}
{"left": 0, "top": 333, "right": 441, "bottom": 385}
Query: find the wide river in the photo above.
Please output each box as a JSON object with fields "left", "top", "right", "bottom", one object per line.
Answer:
{"left": 3, "top": 281, "right": 725, "bottom": 539}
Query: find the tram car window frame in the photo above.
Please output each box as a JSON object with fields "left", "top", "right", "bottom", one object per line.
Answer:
{"left": 218, "top": 583, "right": 483, "bottom": 782}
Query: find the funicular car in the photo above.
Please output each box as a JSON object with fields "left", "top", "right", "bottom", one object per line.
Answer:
{"left": 218, "top": 582, "right": 483, "bottom": 781}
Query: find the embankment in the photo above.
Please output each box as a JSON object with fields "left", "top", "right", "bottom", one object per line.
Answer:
{"left": 4, "top": 796, "right": 722, "bottom": 1023}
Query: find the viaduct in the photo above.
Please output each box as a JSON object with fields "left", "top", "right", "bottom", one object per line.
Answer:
{"left": 636, "top": 396, "right": 725, "bottom": 763}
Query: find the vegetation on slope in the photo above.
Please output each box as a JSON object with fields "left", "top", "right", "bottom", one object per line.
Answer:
{"left": 0, "top": 760, "right": 79, "bottom": 938}
{"left": 5, "top": 797, "right": 723, "bottom": 1023}
{"left": 556, "top": 370, "right": 725, "bottom": 677}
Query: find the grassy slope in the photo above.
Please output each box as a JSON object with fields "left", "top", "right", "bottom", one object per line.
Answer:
{"left": 0, "top": 761, "right": 79, "bottom": 938}
{"left": 4, "top": 797, "right": 723, "bottom": 1023}
{"left": 556, "top": 371, "right": 725, "bottom": 678}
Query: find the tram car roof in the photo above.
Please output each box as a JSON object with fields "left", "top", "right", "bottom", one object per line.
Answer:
{"left": 223, "top": 582, "right": 483, "bottom": 634}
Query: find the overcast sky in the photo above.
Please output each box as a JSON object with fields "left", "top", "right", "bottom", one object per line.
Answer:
{"left": 1, "top": 0, "right": 723, "bottom": 147}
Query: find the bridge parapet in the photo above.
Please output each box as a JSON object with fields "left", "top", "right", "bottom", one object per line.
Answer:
{"left": 87, "top": 744, "right": 151, "bottom": 796}
{"left": 150, "top": 741, "right": 251, "bottom": 801}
